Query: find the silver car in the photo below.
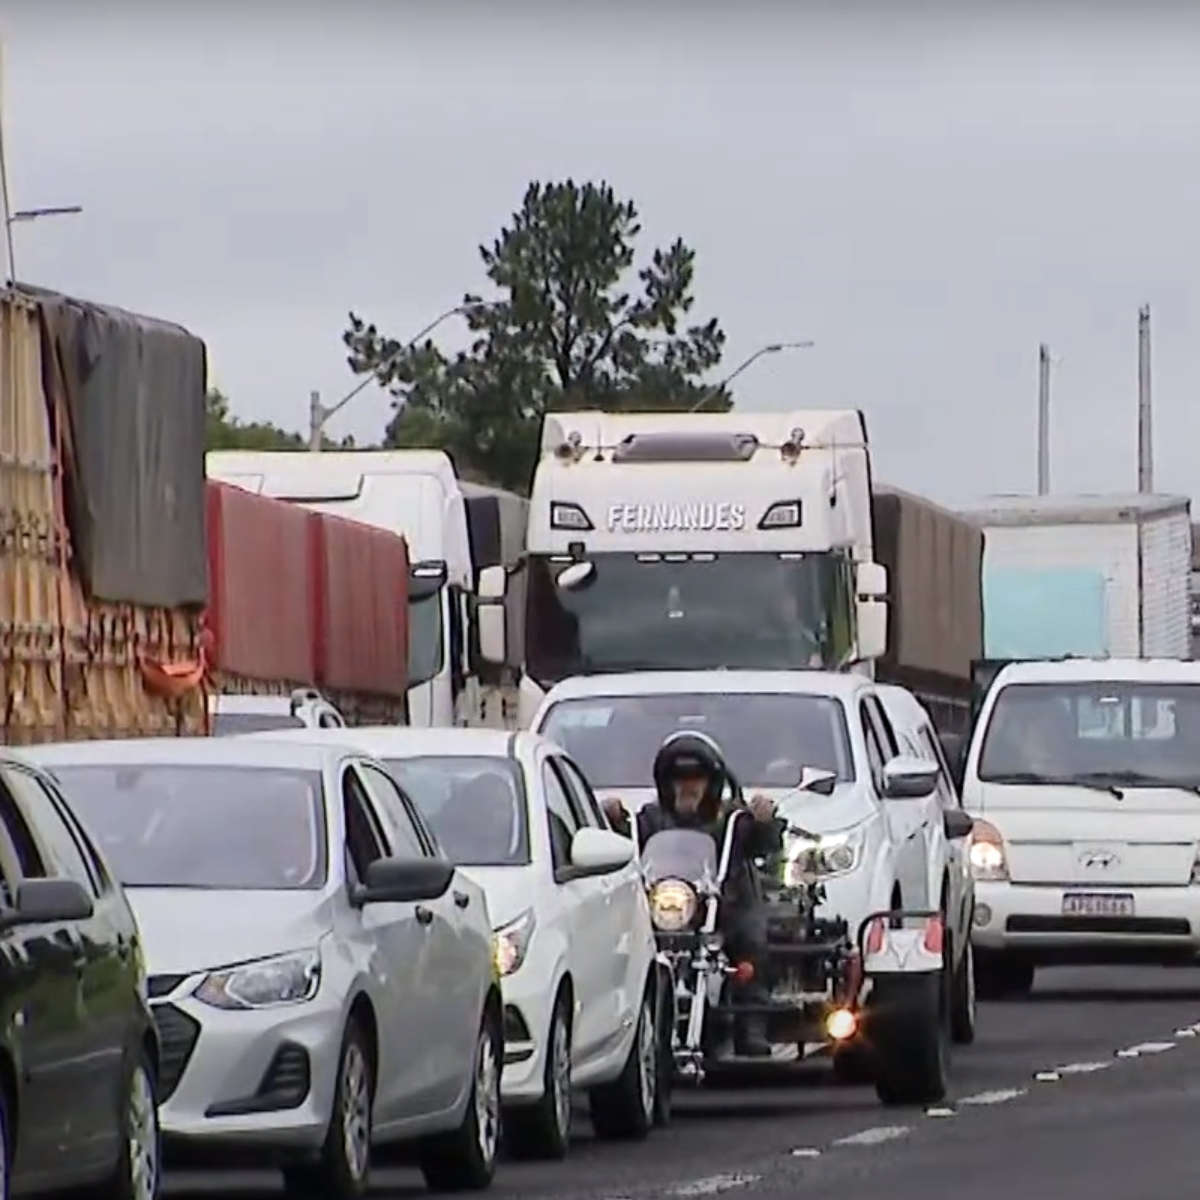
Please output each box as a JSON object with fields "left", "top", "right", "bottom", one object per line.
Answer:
{"left": 24, "top": 737, "right": 502, "bottom": 1198}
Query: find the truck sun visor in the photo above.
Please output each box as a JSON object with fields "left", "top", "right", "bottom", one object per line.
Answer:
{"left": 611, "top": 432, "right": 759, "bottom": 463}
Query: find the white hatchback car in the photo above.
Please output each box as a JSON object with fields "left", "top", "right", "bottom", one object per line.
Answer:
{"left": 25, "top": 736, "right": 501, "bottom": 1199}
{"left": 253, "top": 727, "right": 667, "bottom": 1160}
{"left": 961, "top": 657, "right": 1200, "bottom": 998}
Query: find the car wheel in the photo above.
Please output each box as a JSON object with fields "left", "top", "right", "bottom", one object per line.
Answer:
{"left": 949, "top": 935, "right": 977, "bottom": 1044}
{"left": 652, "top": 976, "right": 674, "bottom": 1127}
{"left": 870, "top": 973, "right": 948, "bottom": 1107}
{"left": 285, "top": 1021, "right": 373, "bottom": 1200}
{"left": 975, "top": 949, "right": 1035, "bottom": 1000}
{"left": 504, "top": 989, "right": 572, "bottom": 1160}
{"left": 0, "top": 1086, "right": 12, "bottom": 1200}
{"left": 86, "top": 1048, "right": 160, "bottom": 1200}
{"left": 419, "top": 1009, "right": 502, "bottom": 1192}
{"left": 588, "top": 985, "right": 657, "bottom": 1141}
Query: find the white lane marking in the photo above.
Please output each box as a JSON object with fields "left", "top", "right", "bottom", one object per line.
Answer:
{"left": 1056, "top": 1062, "right": 1111, "bottom": 1075}
{"left": 1175, "top": 1028, "right": 1197, "bottom": 1038}
{"left": 1034, "top": 1070, "right": 1061, "bottom": 1081}
{"left": 667, "top": 1174, "right": 762, "bottom": 1196}
{"left": 925, "top": 1106, "right": 956, "bottom": 1118}
{"left": 1126, "top": 1041, "right": 1176, "bottom": 1055}
{"left": 959, "top": 1087, "right": 1027, "bottom": 1105}
{"left": 790, "top": 1147, "right": 822, "bottom": 1158}
{"left": 833, "top": 1125, "right": 911, "bottom": 1147}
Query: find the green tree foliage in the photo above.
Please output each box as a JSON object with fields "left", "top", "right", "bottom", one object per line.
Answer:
{"left": 205, "top": 389, "right": 355, "bottom": 451}
{"left": 342, "top": 180, "right": 729, "bottom": 492}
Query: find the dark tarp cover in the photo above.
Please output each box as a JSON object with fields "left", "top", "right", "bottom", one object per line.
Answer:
{"left": 32, "top": 286, "right": 209, "bottom": 608}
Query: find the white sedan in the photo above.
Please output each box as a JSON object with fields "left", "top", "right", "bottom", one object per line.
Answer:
{"left": 25, "top": 736, "right": 501, "bottom": 1198}
{"left": 252, "top": 727, "right": 668, "bottom": 1160}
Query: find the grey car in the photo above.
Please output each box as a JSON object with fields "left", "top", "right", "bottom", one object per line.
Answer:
{"left": 24, "top": 737, "right": 502, "bottom": 1198}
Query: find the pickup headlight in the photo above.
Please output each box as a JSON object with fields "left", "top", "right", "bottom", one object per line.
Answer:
{"left": 649, "top": 879, "right": 699, "bottom": 932}
{"left": 783, "top": 824, "right": 866, "bottom": 886}
{"left": 493, "top": 909, "right": 536, "bottom": 977}
{"left": 194, "top": 949, "right": 322, "bottom": 1011}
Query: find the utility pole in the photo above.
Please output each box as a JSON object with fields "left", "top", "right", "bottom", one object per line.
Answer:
{"left": 1137, "top": 304, "right": 1153, "bottom": 493}
{"left": 1036, "top": 343, "right": 1051, "bottom": 495}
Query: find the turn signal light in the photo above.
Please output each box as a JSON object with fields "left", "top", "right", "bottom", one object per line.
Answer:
{"left": 732, "top": 961, "right": 756, "bottom": 985}
{"left": 826, "top": 1008, "right": 857, "bottom": 1041}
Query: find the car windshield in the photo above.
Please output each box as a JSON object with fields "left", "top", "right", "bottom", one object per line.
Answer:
{"left": 538, "top": 692, "right": 854, "bottom": 789}
{"left": 525, "top": 552, "right": 852, "bottom": 684}
{"left": 977, "top": 681, "right": 1200, "bottom": 788}
{"left": 48, "top": 764, "right": 327, "bottom": 889}
{"left": 211, "top": 712, "right": 305, "bottom": 735}
{"left": 384, "top": 756, "right": 530, "bottom": 866}
{"left": 642, "top": 828, "right": 718, "bottom": 886}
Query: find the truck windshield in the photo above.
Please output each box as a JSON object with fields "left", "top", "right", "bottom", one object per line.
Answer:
{"left": 525, "top": 552, "right": 847, "bottom": 683}
{"left": 977, "top": 681, "right": 1200, "bottom": 787}
{"left": 409, "top": 592, "right": 445, "bottom": 688}
{"left": 538, "top": 691, "right": 854, "bottom": 789}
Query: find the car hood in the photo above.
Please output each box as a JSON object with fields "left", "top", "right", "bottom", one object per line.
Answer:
{"left": 128, "top": 888, "right": 330, "bottom": 976}
{"left": 457, "top": 867, "right": 532, "bottom": 931}
{"left": 592, "top": 784, "right": 873, "bottom": 836}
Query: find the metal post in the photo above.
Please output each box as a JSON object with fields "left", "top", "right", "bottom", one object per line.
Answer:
{"left": 1036, "top": 343, "right": 1051, "bottom": 495}
{"left": 1137, "top": 305, "right": 1153, "bottom": 494}
{"left": 308, "top": 390, "right": 324, "bottom": 452}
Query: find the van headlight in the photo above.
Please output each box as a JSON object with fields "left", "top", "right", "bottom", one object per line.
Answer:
{"left": 648, "top": 880, "right": 699, "bottom": 932}
{"left": 783, "top": 825, "right": 866, "bottom": 886}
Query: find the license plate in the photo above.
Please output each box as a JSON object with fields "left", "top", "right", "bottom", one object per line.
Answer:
{"left": 1061, "top": 892, "right": 1135, "bottom": 917}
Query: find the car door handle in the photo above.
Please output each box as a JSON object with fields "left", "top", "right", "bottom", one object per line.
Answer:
{"left": 453, "top": 891, "right": 470, "bottom": 910}
{"left": 415, "top": 905, "right": 434, "bottom": 927}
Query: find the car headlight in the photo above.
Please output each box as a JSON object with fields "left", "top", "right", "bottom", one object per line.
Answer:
{"left": 493, "top": 909, "right": 536, "bottom": 978}
{"left": 968, "top": 820, "right": 1009, "bottom": 881}
{"left": 783, "top": 824, "right": 866, "bottom": 885}
{"left": 193, "top": 949, "right": 322, "bottom": 1011}
{"left": 649, "top": 879, "right": 699, "bottom": 932}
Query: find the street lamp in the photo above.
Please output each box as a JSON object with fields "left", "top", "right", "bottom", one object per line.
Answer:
{"left": 3, "top": 205, "right": 83, "bottom": 287}
{"left": 308, "top": 300, "right": 490, "bottom": 451}
{"left": 688, "top": 340, "right": 815, "bottom": 413}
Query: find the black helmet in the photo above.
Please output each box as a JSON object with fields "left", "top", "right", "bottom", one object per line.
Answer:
{"left": 653, "top": 730, "right": 728, "bottom": 813}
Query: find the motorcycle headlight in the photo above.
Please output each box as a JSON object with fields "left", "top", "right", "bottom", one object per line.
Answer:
{"left": 193, "top": 948, "right": 321, "bottom": 1011}
{"left": 649, "top": 879, "right": 699, "bottom": 932}
{"left": 783, "top": 824, "right": 866, "bottom": 885}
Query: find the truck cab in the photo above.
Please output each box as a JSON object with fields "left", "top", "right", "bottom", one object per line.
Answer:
{"left": 206, "top": 450, "right": 475, "bottom": 727}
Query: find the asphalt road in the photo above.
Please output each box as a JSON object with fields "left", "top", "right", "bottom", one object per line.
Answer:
{"left": 167, "top": 964, "right": 1200, "bottom": 1200}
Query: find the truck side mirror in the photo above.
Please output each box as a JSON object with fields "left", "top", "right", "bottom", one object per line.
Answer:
{"left": 854, "top": 561, "right": 888, "bottom": 661}
{"left": 477, "top": 564, "right": 507, "bottom": 666}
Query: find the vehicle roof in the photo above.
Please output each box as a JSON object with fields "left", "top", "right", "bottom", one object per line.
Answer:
{"left": 17, "top": 737, "right": 341, "bottom": 771}
{"left": 239, "top": 725, "right": 553, "bottom": 759}
{"left": 991, "top": 658, "right": 1200, "bottom": 686}
{"left": 541, "top": 670, "right": 868, "bottom": 703}
{"left": 874, "top": 683, "right": 935, "bottom": 723}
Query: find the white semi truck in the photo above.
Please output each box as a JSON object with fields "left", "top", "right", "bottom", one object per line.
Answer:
{"left": 206, "top": 449, "right": 526, "bottom": 727}
{"left": 476, "top": 410, "right": 893, "bottom": 729}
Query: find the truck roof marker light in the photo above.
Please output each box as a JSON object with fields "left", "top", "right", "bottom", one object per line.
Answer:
{"left": 758, "top": 501, "right": 804, "bottom": 530}
{"left": 549, "top": 501, "right": 594, "bottom": 532}
{"left": 779, "top": 427, "right": 805, "bottom": 463}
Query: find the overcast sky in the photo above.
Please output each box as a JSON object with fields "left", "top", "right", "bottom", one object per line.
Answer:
{"left": 3, "top": 4, "right": 1199, "bottom": 505}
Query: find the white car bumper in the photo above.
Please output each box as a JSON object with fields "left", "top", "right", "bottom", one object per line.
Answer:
{"left": 153, "top": 986, "right": 346, "bottom": 1150}
{"left": 972, "top": 880, "right": 1200, "bottom": 963}
{"left": 498, "top": 966, "right": 557, "bottom": 1105}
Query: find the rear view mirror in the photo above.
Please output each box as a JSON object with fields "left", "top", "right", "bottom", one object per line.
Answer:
{"left": 881, "top": 754, "right": 939, "bottom": 800}
{"left": 0, "top": 878, "right": 94, "bottom": 930}
{"left": 356, "top": 857, "right": 454, "bottom": 906}
{"left": 477, "top": 565, "right": 507, "bottom": 666}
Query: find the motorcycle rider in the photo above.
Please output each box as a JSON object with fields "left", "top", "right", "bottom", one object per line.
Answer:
{"left": 602, "top": 730, "right": 782, "bottom": 1058}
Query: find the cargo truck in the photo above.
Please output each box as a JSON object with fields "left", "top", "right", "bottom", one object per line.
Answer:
{"left": 475, "top": 409, "right": 983, "bottom": 732}
{"left": 958, "top": 493, "right": 1193, "bottom": 723}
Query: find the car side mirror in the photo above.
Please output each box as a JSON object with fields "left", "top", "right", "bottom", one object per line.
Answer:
{"left": 881, "top": 754, "right": 939, "bottom": 800}
{"left": 0, "top": 878, "right": 94, "bottom": 931}
{"left": 943, "top": 809, "right": 975, "bottom": 840}
{"left": 355, "top": 857, "right": 454, "bottom": 906}
{"left": 568, "top": 827, "right": 633, "bottom": 878}
{"left": 797, "top": 766, "right": 837, "bottom": 796}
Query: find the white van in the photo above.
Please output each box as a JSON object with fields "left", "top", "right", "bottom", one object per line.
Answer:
{"left": 961, "top": 657, "right": 1200, "bottom": 998}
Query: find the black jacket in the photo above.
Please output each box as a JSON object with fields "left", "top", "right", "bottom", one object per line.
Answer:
{"left": 613, "top": 799, "right": 783, "bottom": 909}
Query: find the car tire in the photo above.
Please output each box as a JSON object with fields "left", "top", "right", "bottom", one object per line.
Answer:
{"left": 869, "top": 974, "right": 948, "bottom": 1107}
{"left": 284, "top": 1020, "right": 374, "bottom": 1200}
{"left": 588, "top": 985, "right": 657, "bottom": 1141}
{"left": 652, "top": 975, "right": 674, "bottom": 1128}
{"left": 949, "top": 933, "right": 977, "bottom": 1045}
{"left": 504, "top": 989, "right": 573, "bottom": 1161}
{"left": 975, "top": 949, "right": 1035, "bottom": 1000}
{"left": 85, "top": 1047, "right": 160, "bottom": 1200}
{"left": 419, "top": 1009, "right": 502, "bottom": 1192}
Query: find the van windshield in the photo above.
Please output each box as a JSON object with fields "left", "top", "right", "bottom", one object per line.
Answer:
{"left": 977, "top": 681, "right": 1200, "bottom": 789}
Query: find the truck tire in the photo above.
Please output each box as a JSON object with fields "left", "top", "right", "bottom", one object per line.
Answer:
{"left": 975, "top": 949, "right": 1035, "bottom": 1000}
{"left": 869, "top": 973, "right": 948, "bottom": 1107}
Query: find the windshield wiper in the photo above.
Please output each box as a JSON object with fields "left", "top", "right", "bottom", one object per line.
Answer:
{"left": 983, "top": 771, "right": 1124, "bottom": 798}
{"left": 1072, "top": 769, "right": 1200, "bottom": 797}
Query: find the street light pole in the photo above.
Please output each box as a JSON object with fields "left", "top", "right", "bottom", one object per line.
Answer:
{"left": 308, "top": 300, "right": 489, "bottom": 451}
{"left": 688, "top": 340, "right": 815, "bottom": 413}
{"left": 1, "top": 205, "right": 83, "bottom": 287}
